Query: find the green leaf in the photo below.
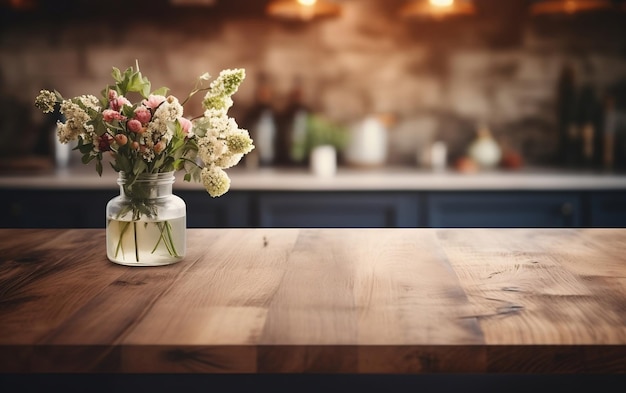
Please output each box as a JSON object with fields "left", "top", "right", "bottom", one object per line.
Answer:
{"left": 87, "top": 111, "right": 108, "bottom": 137}
{"left": 116, "top": 153, "right": 131, "bottom": 173}
{"left": 152, "top": 153, "right": 166, "bottom": 170}
{"left": 133, "top": 158, "right": 147, "bottom": 175}
{"left": 152, "top": 87, "right": 169, "bottom": 96}
{"left": 82, "top": 154, "right": 96, "bottom": 164}
{"left": 111, "top": 67, "right": 122, "bottom": 82}
{"left": 184, "top": 173, "right": 191, "bottom": 182}
{"left": 121, "top": 104, "right": 137, "bottom": 118}
{"left": 96, "top": 160, "right": 103, "bottom": 176}
{"left": 141, "top": 81, "right": 151, "bottom": 99}
{"left": 173, "top": 159, "right": 184, "bottom": 171}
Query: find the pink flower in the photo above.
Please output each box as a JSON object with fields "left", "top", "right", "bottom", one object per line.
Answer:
{"left": 178, "top": 117, "right": 193, "bottom": 136}
{"left": 111, "top": 96, "right": 131, "bottom": 111}
{"left": 143, "top": 94, "right": 166, "bottom": 110}
{"left": 108, "top": 89, "right": 118, "bottom": 101}
{"left": 127, "top": 119, "right": 143, "bottom": 133}
{"left": 134, "top": 107, "right": 152, "bottom": 124}
{"left": 103, "top": 109, "right": 124, "bottom": 122}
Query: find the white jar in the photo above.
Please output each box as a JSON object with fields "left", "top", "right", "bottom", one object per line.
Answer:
{"left": 310, "top": 145, "right": 337, "bottom": 177}
{"left": 468, "top": 126, "right": 501, "bottom": 169}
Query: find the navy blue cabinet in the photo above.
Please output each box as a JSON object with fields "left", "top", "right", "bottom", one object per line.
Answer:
{"left": 427, "top": 192, "right": 582, "bottom": 228}
{"left": 179, "top": 191, "right": 250, "bottom": 228}
{"left": 0, "top": 189, "right": 116, "bottom": 228}
{"left": 2, "top": 188, "right": 625, "bottom": 229}
{"left": 0, "top": 189, "right": 250, "bottom": 229}
{"left": 257, "top": 192, "right": 419, "bottom": 228}
{"left": 589, "top": 192, "right": 626, "bottom": 227}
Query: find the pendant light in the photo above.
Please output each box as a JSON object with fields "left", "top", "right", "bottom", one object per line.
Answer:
{"left": 400, "top": 0, "right": 476, "bottom": 19}
{"left": 266, "top": 0, "right": 341, "bottom": 21}
{"left": 529, "top": 0, "right": 613, "bottom": 15}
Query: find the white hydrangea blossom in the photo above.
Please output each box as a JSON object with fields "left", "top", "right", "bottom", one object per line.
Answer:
{"left": 215, "top": 152, "right": 243, "bottom": 169}
{"left": 225, "top": 129, "right": 254, "bottom": 155}
{"left": 201, "top": 165, "right": 231, "bottom": 198}
{"left": 198, "top": 134, "right": 227, "bottom": 164}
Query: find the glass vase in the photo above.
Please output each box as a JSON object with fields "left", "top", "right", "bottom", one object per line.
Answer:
{"left": 106, "top": 171, "right": 186, "bottom": 266}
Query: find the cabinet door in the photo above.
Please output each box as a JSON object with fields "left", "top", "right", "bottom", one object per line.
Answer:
{"left": 427, "top": 192, "right": 581, "bottom": 228}
{"left": 0, "top": 189, "right": 116, "bottom": 228}
{"left": 180, "top": 191, "right": 250, "bottom": 228}
{"left": 590, "top": 192, "right": 626, "bottom": 227}
{"left": 257, "top": 192, "right": 419, "bottom": 228}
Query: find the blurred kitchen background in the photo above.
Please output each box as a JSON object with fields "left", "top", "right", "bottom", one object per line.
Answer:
{"left": 1, "top": 0, "right": 626, "bottom": 173}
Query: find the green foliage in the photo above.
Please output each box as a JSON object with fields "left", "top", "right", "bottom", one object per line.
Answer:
{"left": 298, "top": 114, "right": 349, "bottom": 157}
{"left": 111, "top": 61, "right": 159, "bottom": 99}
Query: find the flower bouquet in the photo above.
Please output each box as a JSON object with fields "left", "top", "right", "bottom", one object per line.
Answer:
{"left": 35, "top": 61, "right": 254, "bottom": 265}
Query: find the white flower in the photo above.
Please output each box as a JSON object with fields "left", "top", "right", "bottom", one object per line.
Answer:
{"left": 201, "top": 165, "right": 231, "bottom": 197}
{"left": 154, "top": 96, "right": 183, "bottom": 123}
{"left": 198, "top": 134, "right": 227, "bottom": 164}
{"left": 57, "top": 100, "right": 93, "bottom": 142}
{"left": 34, "top": 90, "right": 57, "bottom": 113}
{"left": 56, "top": 122, "right": 75, "bottom": 144}
{"left": 215, "top": 152, "right": 243, "bottom": 169}
{"left": 225, "top": 129, "right": 254, "bottom": 155}
{"left": 78, "top": 95, "right": 101, "bottom": 111}
{"left": 202, "top": 68, "right": 245, "bottom": 111}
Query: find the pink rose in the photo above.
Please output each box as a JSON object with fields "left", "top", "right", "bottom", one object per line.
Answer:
{"left": 103, "top": 109, "right": 124, "bottom": 122}
{"left": 134, "top": 107, "right": 152, "bottom": 124}
{"left": 111, "top": 96, "right": 131, "bottom": 111}
{"left": 127, "top": 119, "right": 143, "bottom": 133}
{"left": 178, "top": 117, "right": 193, "bottom": 136}
{"left": 143, "top": 94, "right": 167, "bottom": 110}
{"left": 108, "top": 89, "right": 118, "bottom": 101}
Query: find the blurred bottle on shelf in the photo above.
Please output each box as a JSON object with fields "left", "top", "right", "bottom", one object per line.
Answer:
{"left": 577, "top": 84, "right": 603, "bottom": 169}
{"left": 277, "top": 75, "right": 310, "bottom": 167}
{"left": 556, "top": 63, "right": 580, "bottom": 168}
{"left": 602, "top": 96, "right": 617, "bottom": 170}
{"left": 243, "top": 72, "right": 277, "bottom": 169}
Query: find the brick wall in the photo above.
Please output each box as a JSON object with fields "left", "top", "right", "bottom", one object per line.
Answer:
{"left": 1, "top": 0, "right": 625, "bottom": 166}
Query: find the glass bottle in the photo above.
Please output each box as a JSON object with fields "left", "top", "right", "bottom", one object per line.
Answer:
{"left": 278, "top": 75, "right": 310, "bottom": 166}
{"left": 243, "top": 72, "right": 277, "bottom": 168}
{"left": 106, "top": 171, "right": 186, "bottom": 266}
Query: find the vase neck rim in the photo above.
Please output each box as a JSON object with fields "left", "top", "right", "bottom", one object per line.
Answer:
{"left": 117, "top": 171, "right": 175, "bottom": 185}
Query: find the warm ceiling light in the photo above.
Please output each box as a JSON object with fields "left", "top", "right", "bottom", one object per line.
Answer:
{"left": 430, "top": 0, "right": 454, "bottom": 6}
{"left": 400, "top": 0, "right": 476, "bottom": 19}
{"left": 530, "top": 0, "right": 613, "bottom": 15}
{"left": 266, "top": 0, "right": 341, "bottom": 21}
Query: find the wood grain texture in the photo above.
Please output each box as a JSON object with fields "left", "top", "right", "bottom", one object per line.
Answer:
{"left": 0, "top": 228, "right": 624, "bottom": 374}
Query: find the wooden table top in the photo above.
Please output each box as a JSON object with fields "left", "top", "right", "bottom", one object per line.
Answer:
{"left": 0, "top": 228, "right": 624, "bottom": 374}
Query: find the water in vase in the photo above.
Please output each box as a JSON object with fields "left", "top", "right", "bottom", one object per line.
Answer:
{"left": 106, "top": 216, "right": 186, "bottom": 266}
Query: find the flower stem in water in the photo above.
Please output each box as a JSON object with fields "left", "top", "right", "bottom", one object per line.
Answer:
{"left": 134, "top": 221, "right": 139, "bottom": 262}
{"left": 115, "top": 221, "right": 131, "bottom": 259}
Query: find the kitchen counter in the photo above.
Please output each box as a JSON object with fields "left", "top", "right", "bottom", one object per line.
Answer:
{"left": 1, "top": 166, "right": 626, "bottom": 191}
{"left": 1, "top": 228, "right": 624, "bottom": 376}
